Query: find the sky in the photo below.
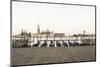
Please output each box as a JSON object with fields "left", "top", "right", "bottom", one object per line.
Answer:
{"left": 12, "top": 1, "right": 95, "bottom": 35}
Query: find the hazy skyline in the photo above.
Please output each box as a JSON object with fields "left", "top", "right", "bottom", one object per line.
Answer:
{"left": 12, "top": 1, "right": 95, "bottom": 35}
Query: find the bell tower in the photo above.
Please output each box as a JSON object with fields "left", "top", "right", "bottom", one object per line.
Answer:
{"left": 37, "top": 24, "right": 40, "bottom": 34}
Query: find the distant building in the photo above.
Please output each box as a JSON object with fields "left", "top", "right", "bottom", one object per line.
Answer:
{"left": 54, "top": 33, "right": 65, "bottom": 37}
{"left": 33, "top": 24, "right": 65, "bottom": 37}
{"left": 12, "top": 30, "right": 31, "bottom": 47}
{"left": 73, "top": 34, "right": 95, "bottom": 45}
